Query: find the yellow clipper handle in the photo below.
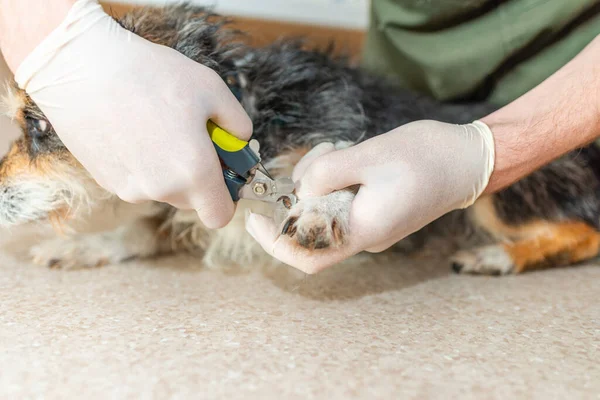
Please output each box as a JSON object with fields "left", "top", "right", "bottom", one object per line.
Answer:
{"left": 207, "top": 120, "right": 248, "bottom": 152}
{"left": 207, "top": 120, "right": 260, "bottom": 201}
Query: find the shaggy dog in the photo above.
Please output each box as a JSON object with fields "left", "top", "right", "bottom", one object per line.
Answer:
{"left": 2, "top": 4, "right": 600, "bottom": 275}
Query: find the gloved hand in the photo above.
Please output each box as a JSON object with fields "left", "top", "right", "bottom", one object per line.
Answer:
{"left": 245, "top": 120, "right": 495, "bottom": 273}
{"left": 14, "top": 0, "right": 252, "bottom": 228}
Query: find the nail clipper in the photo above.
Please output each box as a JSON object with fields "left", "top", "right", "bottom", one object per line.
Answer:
{"left": 207, "top": 120, "right": 297, "bottom": 208}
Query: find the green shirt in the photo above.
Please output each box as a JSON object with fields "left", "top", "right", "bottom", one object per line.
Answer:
{"left": 362, "top": 0, "right": 600, "bottom": 105}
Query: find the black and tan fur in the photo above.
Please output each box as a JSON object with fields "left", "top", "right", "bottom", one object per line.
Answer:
{"left": 2, "top": 4, "right": 600, "bottom": 275}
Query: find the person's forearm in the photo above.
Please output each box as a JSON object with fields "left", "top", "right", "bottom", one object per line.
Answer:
{"left": 482, "top": 35, "right": 600, "bottom": 194}
{"left": 0, "top": 0, "right": 77, "bottom": 72}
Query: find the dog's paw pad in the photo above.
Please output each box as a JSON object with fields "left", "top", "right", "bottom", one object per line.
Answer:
{"left": 282, "top": 211, "right": 344, "bottom": 250}
{"left": 280, "top": 191, "right": 352, "bottom": 250}
{"left": 450, "top": 245, "right": 515, "bottom": 276}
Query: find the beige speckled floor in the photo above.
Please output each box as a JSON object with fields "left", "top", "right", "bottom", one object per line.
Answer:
{"left": 1, "top": 54, "right": 599, "bottom": 400}
{"left": 1, "top": 233, "right": 599, "bottom": 399}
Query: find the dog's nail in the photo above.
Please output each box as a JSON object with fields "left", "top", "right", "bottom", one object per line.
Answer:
{"left": 451, "top": 262, "right": 463, "bottom": 273}
{"left": 282, "top": 216, "right": 297, "bottom": 236}
{"left": 281, "top": 219, "right": 292, "bottom": 235}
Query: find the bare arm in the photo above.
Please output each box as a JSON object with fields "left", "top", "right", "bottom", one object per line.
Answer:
{"left": 0, "top": 0, "right": 76, "bottom": 72}
{"left": 482, "top": 35, "right": 600, "bottom": 194}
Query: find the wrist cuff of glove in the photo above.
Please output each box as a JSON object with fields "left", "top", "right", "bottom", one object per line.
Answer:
{"left": 15, "top": 0, "right": 108, "bottom": 92}
{"left": 458, "top": 120, "right": 496, "bottom": 209}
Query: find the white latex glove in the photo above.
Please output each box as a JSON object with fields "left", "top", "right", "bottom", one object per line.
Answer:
{"left": 14, "top": 0, "right": 252, "bottom": 228}
{"left": 245, "top": 120, "right": 495, "bottom": 273}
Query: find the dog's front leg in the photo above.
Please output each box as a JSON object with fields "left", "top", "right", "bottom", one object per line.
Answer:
{"left": 29, "top": 217, "right": 170, "bottom": 269}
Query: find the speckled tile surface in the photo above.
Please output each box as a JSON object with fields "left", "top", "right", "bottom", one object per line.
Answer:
{"left": 1, "top": 227, "right": 599, "bottom": 400}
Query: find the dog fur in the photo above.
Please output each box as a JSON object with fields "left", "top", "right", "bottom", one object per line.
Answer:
{"left": 2, "top": 3, "right": 600, "bottom": 275}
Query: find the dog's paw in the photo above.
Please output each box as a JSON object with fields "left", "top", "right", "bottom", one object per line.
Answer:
{"left": 450, "top": 245, "right": 515, "bottom": 276}
{"left": 29, "top": 234, "right": 134, "bottom": 269}
{"left": 280, "top": 190, "right": 353, "bottom": 250}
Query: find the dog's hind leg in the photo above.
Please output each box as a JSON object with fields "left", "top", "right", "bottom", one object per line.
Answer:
{"left": 450, "top": 222, "right": 600, "bottom": 275}
{"left": 450, "top": 197, "right": 600, "bottom": 275}
{"left": 29, "top": 217, "right": 171, "bottom": 269}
